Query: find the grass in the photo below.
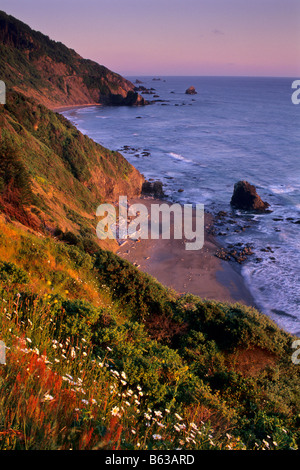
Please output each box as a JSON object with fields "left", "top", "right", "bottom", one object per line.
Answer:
{"left": 0, "top": 217, "right": 299, "bottom": 450}
{"left": 0, "top": 289, "right": 245, "bottom": 450}
{"left": 0, "top": 91, "right": 143, "bottom": 251}
{"left": 0, "top": 22, "right": 299, "bottom": 448}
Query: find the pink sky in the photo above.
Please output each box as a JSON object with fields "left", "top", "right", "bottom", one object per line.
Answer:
{"left": 1, "top": 0, "right": 300, "bottom": 76}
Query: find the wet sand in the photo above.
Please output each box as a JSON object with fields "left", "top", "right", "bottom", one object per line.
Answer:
{"left": 116, "top": 196, "right": 256, "bottom": 306}
{"left": 52, "top": 103, "right": 101, "bottom": 113}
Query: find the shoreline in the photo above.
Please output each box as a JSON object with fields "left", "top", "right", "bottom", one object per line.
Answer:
{"left": 52, "top": 85, "right": 298, "bottom": 336}
{"left": 52, "top": 103, "right": 101, "bottom": 113}
{"left": 116, "top": 196, "right": 256, "bottom": 307}
{"left": 54, "top": 104, "right": 256, "bottom": 309}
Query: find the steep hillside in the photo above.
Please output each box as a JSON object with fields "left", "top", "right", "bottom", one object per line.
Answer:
{"left": 1, "top": 9, "right": 299, "bottom": 454}
{"left": 0, "top": 10, "right": 146, "bottom": 108}
{"left": 0, "top": 91, "right": 144, "bottom": 250}
{"left": 0, "top": 216, "right": 299, "bottom": 450}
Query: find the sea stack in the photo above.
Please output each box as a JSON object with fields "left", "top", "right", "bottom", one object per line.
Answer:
{"left": 230, "top": 180, "right": 270, "bottom": 212}
{"left": 185, "top": 86, "right": 197, "bottom": 95}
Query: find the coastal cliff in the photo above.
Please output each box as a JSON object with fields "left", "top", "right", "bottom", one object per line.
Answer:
{"left": 0, "top": 11, "right": 299, "bottom": 453}
{"left": 0, "top": 10, "right": 146, "bottom": 108}
{"left": 0, "top": 91, "right": 144, "bottom": 250}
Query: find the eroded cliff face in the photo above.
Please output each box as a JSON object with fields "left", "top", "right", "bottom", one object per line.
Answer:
{"left": 0, "top": 92, "right": 144, "bottom": 248}
{"left": 0, "top": 10, "right": 146, "bottom": 251}
{"left": 0, "top": 10, "right": 146, "bottom": 108}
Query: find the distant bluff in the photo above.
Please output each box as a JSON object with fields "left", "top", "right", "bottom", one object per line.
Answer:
{"left": 0, "top": 10, "right": 146, "bottom": 109}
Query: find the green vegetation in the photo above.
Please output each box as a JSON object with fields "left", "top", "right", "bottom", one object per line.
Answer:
{"left": 0, "top": 91, "right": 143, "bottom": 247}
{"left": 0, "top": 218, "right": 299, "bottom": 450}
{"left": 0, "top": 8, "right": 299, "bottom": 452}
{"left": 0, "top": 140, "right": 34, "bottom": 206}
{"left": 0, "top": 10, "right": 143, "bottom": 107}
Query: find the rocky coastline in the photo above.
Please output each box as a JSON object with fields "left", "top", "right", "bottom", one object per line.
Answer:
{"left": 109, "top": 175, "right": 271, "bottom": 308}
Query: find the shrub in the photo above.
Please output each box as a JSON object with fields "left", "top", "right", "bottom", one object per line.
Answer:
{"left": 0, "top": 261, "right": 29, "bottom": 285}
{"left": 0, "top": 142, "right": 34, "bottom": 206}
{"left": 55, "top": 299, "right": 105, "bottom": 343}
{"left": 93, "top": 249, "right": 174, "bottom": 322}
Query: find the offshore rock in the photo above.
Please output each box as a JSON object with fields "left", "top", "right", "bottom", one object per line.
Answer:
{"left": 185, "top": 86, "right": 197, "bottom": 95}
{"left": 230, "top": 180, "right": 270, "bottom": 212}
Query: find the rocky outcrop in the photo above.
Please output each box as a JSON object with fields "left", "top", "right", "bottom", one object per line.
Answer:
{"left": 230, "top": 181, "right": 270, "bottom": 212}
{"left": 142, "top": 180, "right": 165, "bottom": 198}
{"left": 185, "top": 86, "right": 197, "bottom": 95}
{"left": 110, "top": 91, "right": 147, "bottom": 106}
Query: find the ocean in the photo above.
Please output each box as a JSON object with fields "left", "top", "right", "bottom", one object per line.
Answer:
{"left": 62, "top": 76, "right": 300, "bottom": 336}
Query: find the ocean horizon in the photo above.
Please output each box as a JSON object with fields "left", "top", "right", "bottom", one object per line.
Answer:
{"left": 1, "top": 2, "right": 300, "bottom": 451}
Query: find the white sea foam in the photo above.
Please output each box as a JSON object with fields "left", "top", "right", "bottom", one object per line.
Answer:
{"left": 269, "top": 184, "right": 298, "bottom": 195}
{"left": 60, "top": 76, "right": 300, "bottom": 336}
{"left": 242, "top": 250, "right": 300, "bottom": 336}
{"left": 167, "top": 152, "right": 193, "bottom": 163}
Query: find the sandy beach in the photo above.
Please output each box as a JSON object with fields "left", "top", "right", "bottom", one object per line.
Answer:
{"left": 116, "top": 196, "right": 256, "bottom": 307}
{"left": 52, "top": 103, "right": 102, "bottom": 113}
